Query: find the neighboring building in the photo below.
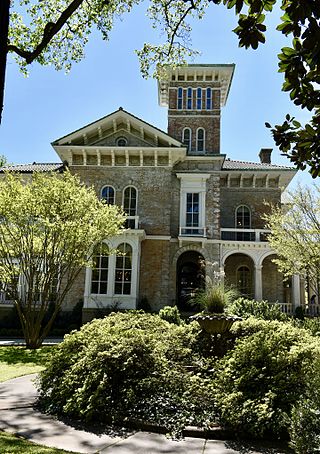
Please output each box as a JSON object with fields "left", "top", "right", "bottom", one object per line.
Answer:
{"left": 0, "top": 64, "right": 304, "bottom": 321}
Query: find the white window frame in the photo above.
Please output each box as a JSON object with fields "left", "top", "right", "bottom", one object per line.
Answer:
{"left": 186, "top": 87, "right": 193, "bottom": 110}
{"left": 85, "top": 237, "right": 141, "bottom": 309}
{"left": 235, "top": 205, "right": 251, "bottom": 229}
{"left": 177, "top": 173, "right": 210, "bottom": 237}
{"left": 177, "top": 87, "right": 183, "bottom": 110}
{"left": 123, "top": 185, "right": 138, "bottom": 229}
{"left": 196, "top": 87, "right": 202, "bottom": 110}
{"left": 206, "top": 88, "right": 212, "bottom": 110}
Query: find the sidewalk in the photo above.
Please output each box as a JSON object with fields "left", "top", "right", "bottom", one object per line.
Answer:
{"left": 0, "top": 338, "right": 63, "bottom": 346}
{"left": 0, "top": 374, "right": 292, "bottom": 453}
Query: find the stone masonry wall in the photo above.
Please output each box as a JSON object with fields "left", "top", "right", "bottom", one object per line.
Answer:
{"left": 220, "top": 188, "right": 281, "bottom": 229}
{"left": 167, "top": 85, "right": 221, "bottom": 154}
{"left": 139, "top": 239, "right": 171, "bottom": 310}
{"left": 71, "top": 166, "right": 175, "bottom": 235}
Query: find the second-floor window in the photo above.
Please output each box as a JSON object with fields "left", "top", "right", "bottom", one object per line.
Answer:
{"left": 182, "top": 128, "right": 192, "bottom": 152}
{"left": 91, "top": 244, "right": 109, "bottom": 294}
{"left": 236, "top": 205, "right": 251, "bottom": 228}
{"left": 123, "top": 186, "right": 137, "bottom": 228}
{"left": 101, "top": 186, "right": 115, "bottom": 205}
{"left": 186, "top": 193, "right": 199, "bottom": 228}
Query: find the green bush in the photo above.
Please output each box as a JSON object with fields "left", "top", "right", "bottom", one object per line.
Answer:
{"left": 38, "top": 312, "right": 214, "bottom": 433}
{"left": 158, "top": 305, "right": 181, "bottom": 325}
{"left": 289, "top": 357, "right": 320, "bottom": 453}
{"left": 214, "top": 319, "right": 320, "bottom": 439}
{"left": 227, "top": 297, "right": 288, "bottom": 321}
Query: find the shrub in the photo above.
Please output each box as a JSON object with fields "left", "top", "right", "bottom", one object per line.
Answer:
{"left": 214, "top": 319, "right": 320, "bottom": 439}
{"left": 227, "top": 297, "right": 288, "bottom": 321}
{"left": 289, "top": 357, "right": 320, "bottom": 453}
{"left": 159, "top": 306, "right": 181, "bottom": 325}
{"left": 38, "top": 312, "right": 214, "bottom": 434}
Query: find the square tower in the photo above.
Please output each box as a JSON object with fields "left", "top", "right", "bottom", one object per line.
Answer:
{"left": 158, "top": 64, "right": 235, "bottom": 155}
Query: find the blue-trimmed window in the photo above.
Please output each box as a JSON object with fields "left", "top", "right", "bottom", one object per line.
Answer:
{"left": 177, "top": 87, "right": 183, "bottom": 110}
{"left": 187, "top": 88, "right": 193, "bottom": 110}
{"left": 206, "top": 88, "right": 212, "bottom": 110}
{"left": 196, "top": 88, "right": 202, "bottom": 110}
{"left": 101, "top": 186, "right": 115, "bottom": 205}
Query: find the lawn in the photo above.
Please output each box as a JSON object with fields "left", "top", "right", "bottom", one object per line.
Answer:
{"left": 0, "top": 346, "right": 53, "bottom": 382}
{"left": 0, "top": 431, "right": 77, "bottom": 453}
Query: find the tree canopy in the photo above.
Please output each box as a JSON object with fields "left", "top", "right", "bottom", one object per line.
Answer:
{"left": 2, "top": 0, "right": 320, "bottom": 175}
{"left": 0, "top": 170, "right": 124, "bottom": 348}
{"left": 265, "top": 184, "right": 320, "bottom": 301}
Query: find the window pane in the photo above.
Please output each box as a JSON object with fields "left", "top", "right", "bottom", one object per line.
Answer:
{"left": 124, "top": 187, "right": 137, "bottom": 216}
{"left": 114, "top": 243, "right": 132, "bottom": 295}
{"left": 101, "top": 186, "right": 115, "bottom": 205}
{"left": 91, "top": 244, "right": 109, "bottom": 294}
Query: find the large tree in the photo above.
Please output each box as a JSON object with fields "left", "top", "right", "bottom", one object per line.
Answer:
{"left": 2, "top": 0, "right": 320, "bottom": 175}
{"left": 0, "top": 170, "right": 124, "bottom": 348}
{"left": 265, "top": 184, "right": 320, "bottom": 302}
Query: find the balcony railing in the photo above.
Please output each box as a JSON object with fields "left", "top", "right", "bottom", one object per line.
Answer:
{"left": 221, "top": 228, "right": 270, "bottom": 242}
{"left": 179, "top": 226, "right": 206, "bottom": 237}
{"left": 124, "top": 216, "right": 139, "bottom": 229}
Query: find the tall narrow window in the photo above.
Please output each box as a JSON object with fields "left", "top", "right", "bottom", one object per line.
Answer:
{"left": 186, "top": 193, "right": 199, "bottom": 233}
{"left": 187, "top": 87, "right": 193, "bottom": 110}
{"left": 177, "top": 87, "right": 183, "bottom": 110}
{"left": 196, "top": 128, "right": 205, "bottom": 152}
{"left": 101, "top": 186, "right": 115, "bottom": 205}
{"left": 115, "top": 243, "right": 132, "bottom": 295}
{"left": 123, "top": 186, "right": 137, "bottom": 228}
{"left": 206, "top": 88, "right": 212, "bottom": 110}
{"left": 182, "top": 128, "right": 192, "bottom": 152}
{"left": 236, "top": 205, "right": 251, "bottom": 228}
{"left": 237, "top": 266, "right": 251, "bottom": 296}
{"left": 196, "top": 88, "right": 202, "bottom": 110}
{"left": 91, "top": 244, "right": 109, "bottom": 294}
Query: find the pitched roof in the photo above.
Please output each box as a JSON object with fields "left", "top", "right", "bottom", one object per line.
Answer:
{"left": 222, "top": 159, "right": 295, "bottom": 171}
{"left": 0, "top": 163, "right": 64, "bottom": 173}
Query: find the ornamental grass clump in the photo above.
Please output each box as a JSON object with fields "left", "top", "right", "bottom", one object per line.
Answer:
{"left": 193, "top": 283, "right": 238, "bottom": 314}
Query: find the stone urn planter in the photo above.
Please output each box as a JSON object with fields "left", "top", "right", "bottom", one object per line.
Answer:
{"left": 190, "top": 313, "right": 242, "bottom": 334}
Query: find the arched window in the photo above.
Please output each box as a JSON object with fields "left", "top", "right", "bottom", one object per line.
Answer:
{"left": 177, "top": 87, "right": 183, "bottom": 110}
{"left": 91, "top": 243, "right": 109, "bottom": 294}
{"left": 123, "top": 186, "right": 138, "bottom": 228}
{"left": 182, "top": 128, "right": 192, "bottom": 152}
{"left": 187, "top": 87, "right": 193, "bottom": 110}
{"left": 236, "top": 266, "right": 251, "bottom": 296}
{"left": 115, "top": 243, "right": 132, "bottom": 295}
{"left": 196, "top": 128, "right": 205, "bottom": 152}
{"left": 206, "top": 88, "right": 212, "bottom": 110}
{"left": 116, "top": 137, "right": 127, "bottom": 147}
{"left": 196, "top": 88, "right": 202, "bottom": 110}
{"left": 236, "top": 205, "right": 251, "bottom": 228}
{"left": 101, "top": 186, "right": 115, "bottom": 205}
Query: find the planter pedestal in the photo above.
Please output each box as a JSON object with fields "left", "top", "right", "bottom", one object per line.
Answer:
{"left": 190, "top": 314, "right": 242, "bottom": 334}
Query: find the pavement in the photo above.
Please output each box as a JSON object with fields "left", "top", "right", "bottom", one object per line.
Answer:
{"left": 0, "top": 374, "right": 292, "bottom": 454}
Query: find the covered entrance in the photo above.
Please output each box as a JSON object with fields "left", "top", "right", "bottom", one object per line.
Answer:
{"left": 176, "top": 251, "right": 205, "bottom": 311}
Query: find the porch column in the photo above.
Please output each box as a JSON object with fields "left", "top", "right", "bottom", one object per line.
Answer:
{"left": 254, "top": 265, "right": 263, "bottom": 301}
{"left": 291, "top": 274, "right": 301, "bottom": 310}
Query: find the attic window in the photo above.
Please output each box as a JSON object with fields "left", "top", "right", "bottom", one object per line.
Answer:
{"left": 116, "top": 137, "right": 127, "bottom": 147}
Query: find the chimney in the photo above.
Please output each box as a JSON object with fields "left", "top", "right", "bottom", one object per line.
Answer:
{"left": 259, "top": 148, "right": 272, "bottom": 164}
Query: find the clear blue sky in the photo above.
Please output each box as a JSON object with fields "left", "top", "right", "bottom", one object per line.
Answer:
{"left": 1, "top": 2, "right": 316, "bottom": 189}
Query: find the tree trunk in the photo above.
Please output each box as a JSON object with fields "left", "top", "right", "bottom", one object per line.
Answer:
{"left": 0, "top": 0, "right": 10, "bottom": 124}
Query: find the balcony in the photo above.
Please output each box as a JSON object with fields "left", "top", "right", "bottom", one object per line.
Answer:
{"left": 179, "top": 226, "right": 206, "bottom": 237}
{"left": 221, "top": 228, "right": 270, "bottom": 242}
